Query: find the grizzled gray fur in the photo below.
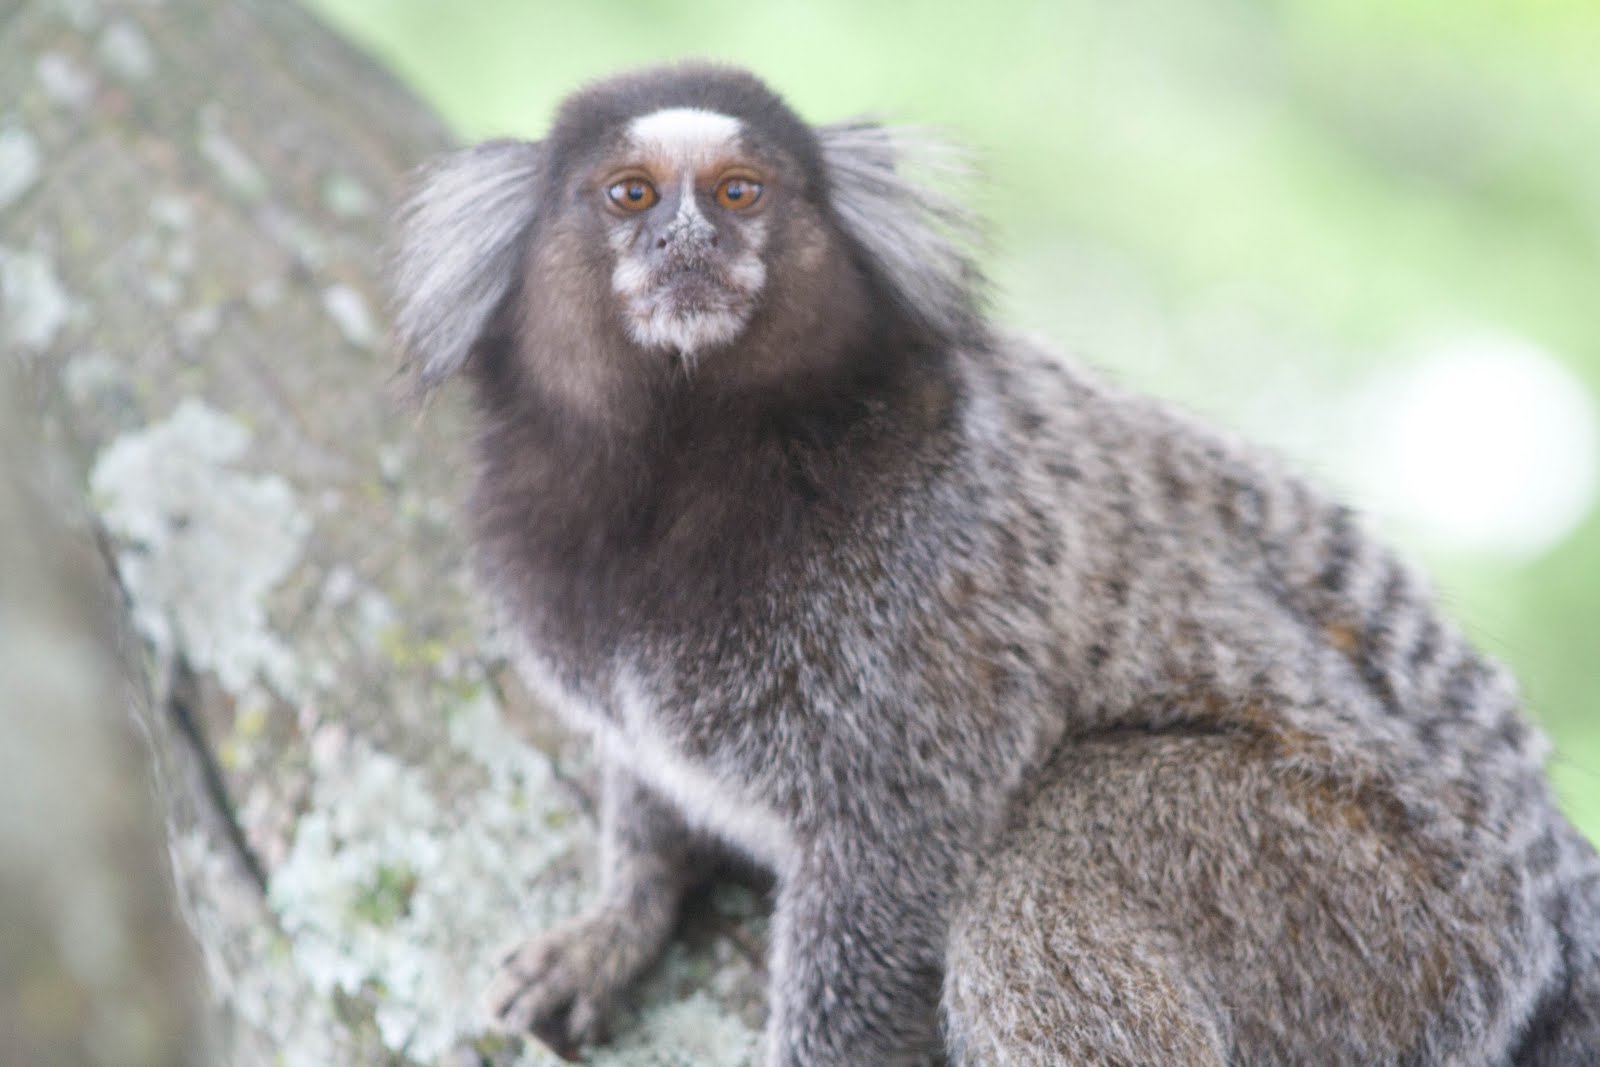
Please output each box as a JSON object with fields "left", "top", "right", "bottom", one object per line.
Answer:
{"left": 390, "top": 63, "right": 1600, "bottom": 1065}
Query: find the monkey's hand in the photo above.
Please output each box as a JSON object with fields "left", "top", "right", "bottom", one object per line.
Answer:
{"left": 486, "top": 902, "right": 674, "bottom": 1054}
{"left": 486, "top": 760, "right": 699, "bottom": 1054}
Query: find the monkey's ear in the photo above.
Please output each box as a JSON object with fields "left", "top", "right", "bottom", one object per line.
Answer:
{"left": 389, "top": 139, "right": 543, "bottom": 390}
{"left": 815, "top": 121, "right": 985, "bottom": 343}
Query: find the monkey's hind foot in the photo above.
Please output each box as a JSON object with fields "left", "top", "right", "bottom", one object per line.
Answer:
{"left": 485, "top": 907, "right": 667, "bottom": 1056}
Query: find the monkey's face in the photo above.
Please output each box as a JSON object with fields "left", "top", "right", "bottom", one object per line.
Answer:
{"left": 590, "top": 108, "right": 775, "bottom": 360}
{"left": 394, "top": 65, "right": 975, "bottom": 402}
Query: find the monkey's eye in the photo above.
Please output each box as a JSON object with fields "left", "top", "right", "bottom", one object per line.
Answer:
{"left": 715, "top": 176, "right": 763, "bottom": 211}
{"left": 606, "top": 177, "right": 659, "bottom": 212}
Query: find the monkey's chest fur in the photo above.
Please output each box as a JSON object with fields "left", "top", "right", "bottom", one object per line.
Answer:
{"left": 468, "top": 364, "right": 1068, "bottom": 867}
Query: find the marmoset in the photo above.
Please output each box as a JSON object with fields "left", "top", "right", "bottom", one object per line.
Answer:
{"left": 390, "top": 63, "right": 1600, "bottom": 1065}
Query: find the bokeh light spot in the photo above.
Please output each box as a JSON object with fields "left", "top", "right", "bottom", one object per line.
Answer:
{"left": 1350, "top": 334, "right": 1599, "bottom": 560}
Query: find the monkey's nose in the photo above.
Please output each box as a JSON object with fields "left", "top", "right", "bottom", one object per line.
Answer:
{"left": 654, "top": 228, "right": 719, "bottom": 270}
{"left": 655, "top": 205, "right": 719, "bottom": 253}
{"left": 657, "top": 234, "right": 719, "bottom": 250}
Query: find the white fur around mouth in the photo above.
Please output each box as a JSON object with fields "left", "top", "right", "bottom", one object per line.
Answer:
{"left": 624, "top": 300, "right": 752, "bottom": 357}
{"left": 614, "top": 258, "right": 766, "bottom": 357}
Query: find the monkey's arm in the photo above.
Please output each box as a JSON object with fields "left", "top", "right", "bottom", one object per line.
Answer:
{"left": 487, "top": 758, "right": 703, "bottom": 1051}
{"left": 765, "top": 821, "right": 954, "bottom": 1066}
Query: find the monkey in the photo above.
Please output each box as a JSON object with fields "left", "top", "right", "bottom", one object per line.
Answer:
{"left": 388, "top": 63, "right": 1600, "bottom": 1065}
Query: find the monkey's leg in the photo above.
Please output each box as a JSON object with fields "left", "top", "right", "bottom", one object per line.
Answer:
{"left": 943, "top": 735, "right": 1234, "bottom": 1066}
{"left": 943, "top": 881, "right": 1228, "bottom": 1067}
{"left": 486, "top": 759, "right": 703, "bottom": 1051}
{"left": 944, "top": 728, "right": 1536, "bottom": 1066}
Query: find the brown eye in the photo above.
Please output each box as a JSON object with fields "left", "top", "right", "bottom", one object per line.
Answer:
{"left": 715, "top": 176, "right": 763, "bottom": 210}
{"left": 607, "top": 177, "right": 658, "bottom": 212}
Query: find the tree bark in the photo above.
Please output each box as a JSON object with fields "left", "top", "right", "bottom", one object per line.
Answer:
{"left": 0, "top": 379, "right": 213, "bottom": 1066}
{"left": 1, "top": 2, "right": 765, "bottom": 1064}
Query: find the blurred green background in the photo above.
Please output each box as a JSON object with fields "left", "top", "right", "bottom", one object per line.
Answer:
{"left": 308, "top": 0, "right": 1600, "bottom": 841}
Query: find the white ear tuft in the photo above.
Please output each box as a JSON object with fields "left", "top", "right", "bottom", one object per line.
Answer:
{"left": 389, "top": 139, "right": 543, "bottom": 388}
{"left": 816, "top": 121, "right": 984, "bottom": 343}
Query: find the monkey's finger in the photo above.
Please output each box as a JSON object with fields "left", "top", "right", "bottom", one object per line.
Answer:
{"left": 485, "top": 935, "right": 581, "bottom": 1015}
{"left": 494, "top": 933, "right": 568, "bottom": 979}
{"left": 486, "top": 952, "right": 578, "bottom": 1032}
{"left": 527, "top": 1003, "right": 583, "bottom": 1062}
{"left": 489, "top": 968, "right": 571, "bottom": 1029}
{"left": 564, "top": 994, "right": 606, "bottom": 1046}
{"left": 494, "top": 977, "right": 565, "bottom": 1032}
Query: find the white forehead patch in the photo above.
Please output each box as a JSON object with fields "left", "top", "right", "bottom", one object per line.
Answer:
{"left": 626, "top": 108, "right": 743, "bottom": 170}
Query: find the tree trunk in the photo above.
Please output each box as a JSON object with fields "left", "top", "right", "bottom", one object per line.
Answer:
{"left": 0, "top": 2, "right": 765, "bottom": 1064}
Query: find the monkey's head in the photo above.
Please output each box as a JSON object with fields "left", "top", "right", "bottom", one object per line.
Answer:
{"left": 391, "top": 64, "right": 980, "bottom": 412}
